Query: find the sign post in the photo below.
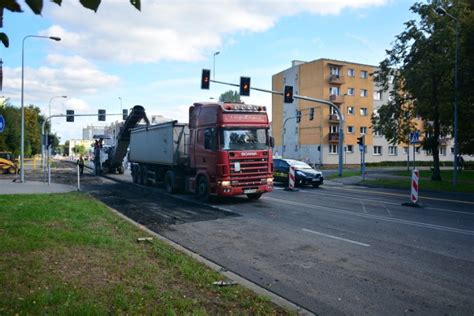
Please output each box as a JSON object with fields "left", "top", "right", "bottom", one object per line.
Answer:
{"left": 409, "top": 131, "right": 419, "bottom": 171}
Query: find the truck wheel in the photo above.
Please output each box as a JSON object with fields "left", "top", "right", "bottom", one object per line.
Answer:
{"left": 131, "top": 166, "right": 138, "bottom": 183}
{"left": 164, "top": 171, "right": 176, "bottom": 194}
{"left": 139, "top": 166, "right": 146, "bottom": 185}
{"left": 247, "top": 193, "right": 262, "bottom": 200}
{"left": 196, "top": 176, "right": 209, "bottom": 202}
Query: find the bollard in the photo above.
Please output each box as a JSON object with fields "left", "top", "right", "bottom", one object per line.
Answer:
{"left": 402, "top": 169, "right": 421, "bottom": 207}
{"left": 284, "top": 166, "right": 298, "bottom": 191}
{"left": 411, "top": 169, "right": 419, "bottom": 204}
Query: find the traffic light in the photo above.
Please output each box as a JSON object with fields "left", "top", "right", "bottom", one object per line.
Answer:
{"left": 98, "top": 109, "right": 106, "bottom": 121}
{"left": 357, "top": 135, "right": 365, "bottom": 145}
{"left": 122, "top": 109, "right": 128, "bottom": 120}
{"left": 309, "top": 107, "right": 315, "bottom": 120}
{"left": 47, "top": 134, "right": 55, "bottom": 148}
{"left": 66, "top": 110, "right": 74, "bottom": 122}
{"left": 240, "top": 76, "right": 251, "bottom": 96}
{"left": 201, "top": 69, "right": 210, "bottom": 89}
{"left": 296, "top": 110, "right": 301, "bottom": 123}
{"left": 284, "top": 85, "right": 294, "bottom": 103}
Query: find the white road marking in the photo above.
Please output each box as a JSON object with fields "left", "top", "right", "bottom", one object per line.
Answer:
{"left": 264, "top": 196, "right": 474, "bottom": 236}
{"left": 298, "top": 189, "right": 474, "bottom": 216}
{"left": 382, "top": 203, "right": 393, "bottom": 217}
{"left": 302, "top": 228, "right": 370, "bottom": 247}
{"left": 360, "top": 200, "right": 368, "bottom": 214}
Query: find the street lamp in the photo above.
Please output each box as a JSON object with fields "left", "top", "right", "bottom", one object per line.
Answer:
{"left": 213, "top": 51, "right": 220, "bottom": 80}
{"left": 21, "top": 35, "right": 61, "bottom": 183}
{"left": 42, "top": 95, "right": 67, "bottom": 174}
{"left": 118, "top": 96, "right": 122, "bottom": 112}
{"left": 434, "top": 6, "right": 459, "bottom": 186}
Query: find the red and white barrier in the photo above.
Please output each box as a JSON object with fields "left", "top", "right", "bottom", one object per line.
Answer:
{"left": 289, "top": 166, "right": 296, "bottom": 189}
{"left": 411, "top": 169, "right": 419, "bottom": 203}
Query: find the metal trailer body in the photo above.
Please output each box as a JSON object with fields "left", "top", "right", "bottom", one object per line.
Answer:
{"left": 129, "top": 121, "right": 190, "bottom": 189}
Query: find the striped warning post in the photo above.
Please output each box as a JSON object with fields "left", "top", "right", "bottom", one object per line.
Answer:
{"left": 411, "top": 169, "right": 419, "bottom": 203}
{"left": 288, "top": 166, "right": 296, "bottom": 189}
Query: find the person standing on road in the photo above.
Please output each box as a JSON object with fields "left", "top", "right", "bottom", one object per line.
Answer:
{"left": 77, "top": 155, "right": 84, "bottom": 176}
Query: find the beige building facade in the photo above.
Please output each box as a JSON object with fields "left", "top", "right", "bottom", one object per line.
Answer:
{"left": 272, "top": 58, "right": 462, "bottom": 166}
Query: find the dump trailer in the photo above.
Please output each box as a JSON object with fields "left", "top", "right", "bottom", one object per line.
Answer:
{"left": 128, "top": 102, "right": 274, "bottom": 200}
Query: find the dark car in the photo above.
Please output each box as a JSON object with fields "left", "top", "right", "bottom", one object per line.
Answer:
{"left": 273, "top": 158, "right": 324, "bottom": 188}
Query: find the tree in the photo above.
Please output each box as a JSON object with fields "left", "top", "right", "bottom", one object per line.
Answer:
{"left": 72, "top": 144, "right": 87, "bottom": 156}
{"left": 372, "top": 0, "right": 471, "bottom": 181}
{"left": 0, "top": 0, "right": 141, "bottom": 47}
{"left": 219, "top": 90, "right": 241, "bottom": 103}
{"left": 63, "top": 140, "right": 70, "bottom": 156}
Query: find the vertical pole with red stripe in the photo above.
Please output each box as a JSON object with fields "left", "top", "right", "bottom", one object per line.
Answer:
{"left": 288, "top": 166, "right": 296, "bottom": 189}
{"left": 411, "top": 169, "right": 419, "bottom": 204}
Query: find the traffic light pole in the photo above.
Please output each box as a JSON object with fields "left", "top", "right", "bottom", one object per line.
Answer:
{"left": 209, "top": 79, "right": 345, "bottom": 176}
{"left": 281, "top": 112, "right": 313, "bottom": 159}
{"left": 41, "top": 112, "right": 123, "bottom": 185}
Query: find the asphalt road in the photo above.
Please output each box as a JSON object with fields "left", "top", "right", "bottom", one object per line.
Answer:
{"left": 18, "top": 161, "right": 474, "bottom": 314}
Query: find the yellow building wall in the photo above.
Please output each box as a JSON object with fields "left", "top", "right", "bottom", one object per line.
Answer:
{"left": 271, "top": 72, "right": 284, "bottom": 146}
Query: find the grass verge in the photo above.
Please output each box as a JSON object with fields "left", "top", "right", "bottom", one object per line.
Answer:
{"left": 326, "top": 170, "right": 361, "bottom": 179}
{"left": 0, "top": 192, "right": 290, "bottom": 315}
{"left": 363, "top": 170, "right": 474, "bottom": 193}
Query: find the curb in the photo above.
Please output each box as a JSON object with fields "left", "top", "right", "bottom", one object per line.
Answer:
{"left": 101, "top": 201, "right": 315, "bottom": 316}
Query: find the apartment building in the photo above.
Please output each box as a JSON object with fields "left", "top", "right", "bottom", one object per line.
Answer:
{"left": 272, "top": 58, "right": 460, "bottom": 166}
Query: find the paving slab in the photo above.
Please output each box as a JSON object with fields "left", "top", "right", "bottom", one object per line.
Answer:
{"left": 0, "top": 179, "right": 77, "bottom": 195}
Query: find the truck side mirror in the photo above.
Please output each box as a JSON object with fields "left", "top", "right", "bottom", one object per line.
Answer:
{"left": 269, "top": 136, "right": 274, "bottom": 148}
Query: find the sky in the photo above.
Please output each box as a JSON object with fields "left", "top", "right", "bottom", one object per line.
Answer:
{"left": 0, "top": 0, "right": 419, "bottom": 143}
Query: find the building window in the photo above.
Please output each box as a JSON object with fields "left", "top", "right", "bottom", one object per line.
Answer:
{"left": 451, "top": 147, "right": 454, "bottom": 154}
{"left": 330, "top": 125, "right": 338, "bottom": 133}
{"left": 388, "top": 146, "right": 398, "bottom": 156}
{"left": 360, "top": 89, "right": 368, "bottom": 97}
{"left": 373, "top": 146, "right": 382, "bottom": 155}
{"left": 348, "top": 68, "right": 355, "bottom": 77}
{"left": 374, "top": 91, "right": 382, "bottom": 100}
{"left": 347, "top": 106, "right": 354, "bottom": 115}
{"left": 295, "top": 144, "right": 298, "bottom": 152}
{"left": 347, "top": 126, "right": 354, "bottom": 134}
{"left": 439, "top": 146, "right": 447, "bottom": 156}
{"left": 388, "top": 75, "right": 394, "bottom": 84}
{"left": 347, "top": 88, "right": 354, "bottom": 96}
{"left": 360, "top": 70, "right": 368, "bottom": 79}
{"left": 330, "top": 66, "right": 340, "bottom": 76}
{"left": 330, "top": 86, "right": 340, "bottom": 96}
{"left": 403, "top": 146, "right": 409, "bottom": 154}
{"left": 374, "top": 129, "right": 381, "bottom": 137}
{"left": 346, "top": 145, "right": 354, "bottom": 153}
{"left": 329, "top": 144, "right": 338, "bottom": 154}
{"left": 360, "top": 107, "right": 368, "bottom": 116}
{"left": 360, "top": 126, "right": 367, "bottom": 134}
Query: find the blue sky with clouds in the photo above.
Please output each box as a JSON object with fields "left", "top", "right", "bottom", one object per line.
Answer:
{"left": 1, "top": 0, "right": 418, "bottom": 142}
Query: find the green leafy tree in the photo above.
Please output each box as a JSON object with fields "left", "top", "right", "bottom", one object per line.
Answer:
{"left": 1, "top": 0, "right": 141, "bottom": 47}
{"left": 372, "top": 0, "right": 471, "bottom": 181}
{"left": 63, "top": 140, "right": 70, "bottom": 156}
{"left": 219, "top": 90, "right": 241, "bottom": 103}
{"left": 72, "top": 144, "right": 87, "bottom": 156}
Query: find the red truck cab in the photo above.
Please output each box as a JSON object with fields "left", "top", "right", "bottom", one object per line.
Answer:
{"left": 188, "top": 102, "right": 273, "bottom": 200}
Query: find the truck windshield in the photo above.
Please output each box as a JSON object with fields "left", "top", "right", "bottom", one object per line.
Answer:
{"left": 220, "top": 128, "right": 269, "bottom": 150}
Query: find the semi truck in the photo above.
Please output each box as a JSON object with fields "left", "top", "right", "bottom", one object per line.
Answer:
{"left": 128, "top": 102, "right": 274, "bottom": 200}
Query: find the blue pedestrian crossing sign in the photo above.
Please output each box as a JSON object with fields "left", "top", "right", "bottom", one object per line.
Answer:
{"left": 0, "top": 115, "right": 5, "bottom": 133}
{"left": 409, "top": 131, "right": 419, "bottom": 144}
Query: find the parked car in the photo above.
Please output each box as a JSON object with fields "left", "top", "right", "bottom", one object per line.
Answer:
{"left": 273, "top": 158, "right": 324, "bottom": 187}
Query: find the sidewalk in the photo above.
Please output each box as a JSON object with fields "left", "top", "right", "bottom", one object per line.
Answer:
{"left": 0, "top": 179, "right": 77, "bottom": 195}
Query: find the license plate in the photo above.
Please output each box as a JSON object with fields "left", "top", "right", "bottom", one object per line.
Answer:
{"left": 244, "top": 189, "right": 257, "bottom": 194}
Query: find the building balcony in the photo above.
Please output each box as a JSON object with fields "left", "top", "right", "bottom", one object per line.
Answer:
{"left": 329, "top": 94, "right": 344, "bottom": 104}
{"left": 328, "top": 74, "right": 345, "bottom": 84}
{"left": 328, "top": 114, "right": 340, "bottom": 123}
{"left": 328, "top": 133, "right": 339, "bottom": 143}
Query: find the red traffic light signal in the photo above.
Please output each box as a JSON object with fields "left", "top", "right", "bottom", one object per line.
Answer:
{"left": 357, "top": 135, "right": 365, "bottom": 145}
{"left": 201, "top": 69, "right": 210, "bottom": 89}
{"left": 240, "top": 76, "right": 251, "bottom": 96}
{"left": 284, "top": 85, "right": 294, "bottom": 103}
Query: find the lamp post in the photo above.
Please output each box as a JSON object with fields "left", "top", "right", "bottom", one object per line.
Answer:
{"left": 21, "top": 35, "right": 61, "bottom": 183}
{"left": 118, "top": 96, "right": 122, "bottom": 112}
{"left": 43, "top": 95, "right": 67, "bottom": 175}
{"left": 213, "top": 51, "right": 220, "bottom": 80}
{"left": 434, "top": 6, "right": 459, "bottom": 186}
